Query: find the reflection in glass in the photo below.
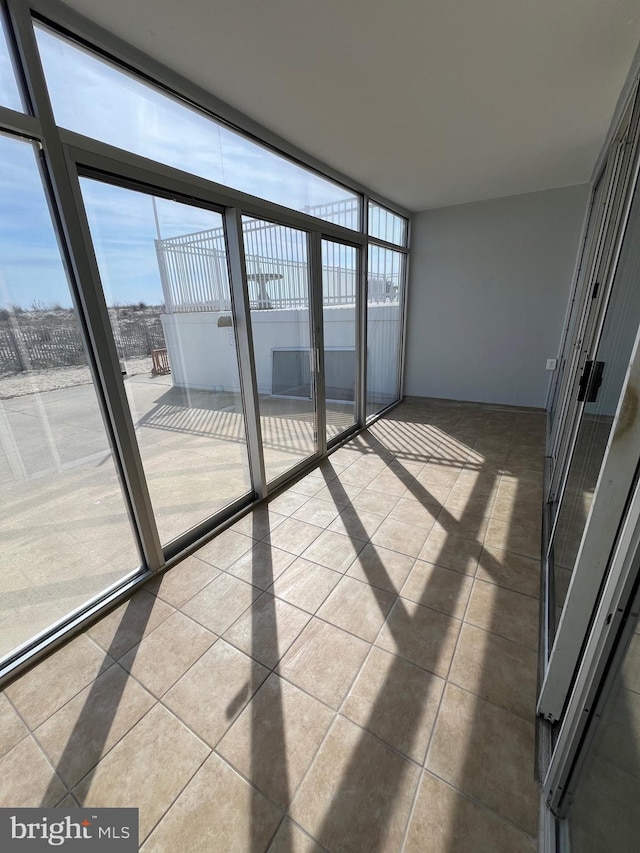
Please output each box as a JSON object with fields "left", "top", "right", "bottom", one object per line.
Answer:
{"left": 368, "top": 202, "right": 407, "bottom": 247}
{"left": 242, "top": 216, "right": 317, "bottom": 482}
{"left": 367, "top": 245, "right": 404, "bottom": 418}
{"left": 0, "top": 135, "right": 139, "bottom": 659}
{"left": 0, "top": 13, "right": 22, "bottom": 111}
{"left": 552, "top": 182, "right": 640, "bottom": 627}
{"left": 80, "top": 180, "right": 252, "bottom": 545}
{"left": 36, "top": 26, "right": 359, "bottom": 229}
{"left": 322, "top": 240, "right": 357, "bottom": 442}
{"left": 568, "top": 609, "right": 640, "bottom": 851}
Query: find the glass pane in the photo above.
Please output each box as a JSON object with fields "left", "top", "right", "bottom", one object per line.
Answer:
{"left": 243, "top": 216, "right": 317, "bottom": 481}
{"left": 322, "top": 240, "right": 357, "bottom": 441}
{"left": 36, "top": 25, "right": 360, "bottom": 229}
{"left": 368, "top": 202, "right": 407, "bottom": 246}
{"left": 568, "top": 610, "right": 640, "bottom": 851}
{"left": 0, "top": 13, "right": 22, "bottom": 111}
{"left": 367, "top": 245, "right": 404, "bottom": 417}
{"left": 0, "top": 134, "right": 139, "bottom": 658}
{"left": 552, "top": 178, "right": 640, "bottom": 627}
{"left": 80, "top": 179, "right": 252, "bottom": 545}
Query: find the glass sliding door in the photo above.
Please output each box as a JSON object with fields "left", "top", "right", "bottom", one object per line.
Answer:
{"left": 550, "top": 178, "right": 640, "bottom": 628}
{"left": 242, "top": 216, "right": 318, "bottom": 483}
{"left": 80, "top": 179, "right": 252, "bottom": 546}
{"left": 366, "top": 245, "right": 405, "bottom": 418}
{"left": 321, "top": 240, "right": 358, "bottom": 443}
{"left": 0, "top": 135, "right": 140, "bottom": 659}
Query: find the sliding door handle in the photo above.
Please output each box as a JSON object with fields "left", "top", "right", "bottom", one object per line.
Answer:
{"left": 586, "top": 361, "right": 605, "bottom": 403}
{"left": 577, "top": 360, "right": 594, "bottom": 402}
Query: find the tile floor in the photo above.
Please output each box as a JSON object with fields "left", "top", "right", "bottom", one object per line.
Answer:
{"left": 0, "top": 397, "right": 543, "bottom": 851}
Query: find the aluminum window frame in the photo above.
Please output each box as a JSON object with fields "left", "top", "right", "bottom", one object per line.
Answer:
{"left": 0, "top": 0, "right": 412, "bottom": 683}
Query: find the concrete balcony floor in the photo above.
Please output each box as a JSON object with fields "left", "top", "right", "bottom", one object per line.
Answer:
{"left": 0, "top": 397, "right": 543, "bottom": 851}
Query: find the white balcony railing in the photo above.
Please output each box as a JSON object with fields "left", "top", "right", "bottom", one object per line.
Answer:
{"left": 155, "top": 204, "right": 399, "bottom": 314}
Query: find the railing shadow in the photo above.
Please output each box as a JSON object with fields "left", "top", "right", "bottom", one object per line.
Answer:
{"left": 291, "top": 401, "right": 543, "bottom": 850}
{"left": 39, "top": 589, "right": 159, "bottom": 807}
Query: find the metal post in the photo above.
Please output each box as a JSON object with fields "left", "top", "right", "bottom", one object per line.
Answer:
{"left": 224, "top": 207, "right": 267, "bottom": 499}
{"left": 309, "top": 231, "right": 326, "bottom": 455}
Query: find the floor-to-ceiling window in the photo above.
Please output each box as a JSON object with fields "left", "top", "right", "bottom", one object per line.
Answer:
{"left": 366, "top": 204, "right": 408, "bottom": 419}
{"left": 80, "top": 179, "right": 253, "bottom": 546}
{"left": 0, "top": 134, "right": 140, "bottom": 659}
{"left": 0, "top": 1, "right": 409, "bottom": 677}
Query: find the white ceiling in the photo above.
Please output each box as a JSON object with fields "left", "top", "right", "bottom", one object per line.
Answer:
{"left": 60, "top": 0, "right": 640, "bottom": 212}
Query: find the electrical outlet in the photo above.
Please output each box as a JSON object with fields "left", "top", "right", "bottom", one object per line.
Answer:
{"left": 546, "top": 358, "right": 557, "bottom": 371}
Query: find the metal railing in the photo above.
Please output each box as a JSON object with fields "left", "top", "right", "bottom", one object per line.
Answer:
{"left": 156, "top": 207, "right": 399, "bottom": 313}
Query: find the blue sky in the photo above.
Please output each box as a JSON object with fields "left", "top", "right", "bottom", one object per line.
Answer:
{"left": 0, "top": 25, "right": 405, "bottom": 313}
{"left": 0, "top": 25, "right": 356, "bottom": 311}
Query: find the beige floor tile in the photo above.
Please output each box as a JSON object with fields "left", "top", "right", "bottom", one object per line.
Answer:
{"left": 388, "top": 497, "right": 440, "bottom": 531}
{"left": 181, "top": 573, "right": 261, "bottom": 635}
{"left": 405, "top": 771, "right": 536, "bottom": 853}
{"left": 370, "top": 517, "right": 429, "bottom": 558}
{"left": 312, "top": 480, "right": 364, "bottom": 506}
{"left": 196, "top": 529, "right": 254, "bottom": 570}
{"left": 418, "top": 529, "right": 482, "bottom": 575}
{"left": 477, "top": 545, "right": 540, "bottom": 598}
{"left": 288, "top": 474, "right": 327, "bottom": 497}
{"left": 316, "top": 576, "right": 395, "bottom": 642}
{"left": 366, "top": 470, "right": 410, "bottom": 497}
{"left": 56, "top": 792, "right": 79, "bottom": 807}
{"left": 327, "top": 505, "right": 385, "bottom": 541}
{"left": 278, "top": 618, "right": 369, "bottom": 709}
{"left": 427, "top": 683, "right": 538, "bottom": 836}
{"left": 466, "top": 580, "right": 539, "bottom": 650}
{"left": 223, "top": 593, "right": 311, "bottom": 668}
{"left": 225, "top": 542, "right": 296, "bottom": 589}
{"left": 267, "top": 491, "right": 311, "bottom": 516}
{"left": 443, "top": 490, "right": 496, "bottom": 519}
{"left": 120, "top": 611, "right": 216, "bottom": 698}
{"left": 491, "top": 494, "right": 542, "bottom": 531}
{"left": 229, "top": 507, "right": 287, "bottom": 540}
{"left": 33, "top": 662, "right": 155, "bottom": 789}
{"left": 147, "top": 556, "right": 220, "bottom": 609}
{"left": 268, "top": 818, "right": 324, "bottom": 852}
{"left": 449, "top": 623, "right": 537, "bottom": 721}
{"left": 415, "top": 464, "right": 461, "bottom": 488}
{"left": 6, "top": 634, "right": 113, "bottom": 729}
{"left": 268, "top": 517, "right": 324, "bottom": 556}
{"left": 401, "top": 560, "right": 473, "bottom": 619}
{"left": 292, "top": 497, "right": 342, "bottom": 527}
{"left": 338, "top": 464, "right": 378, "bottom": 488}
{"left": 290, "top": 715, "right": 420, "bottom": 852}
{"left": 342, "top": 646, "right": 444, "bottom": 763}
{"left": 163, "top": 639, "right": 269, "bottom": 747}
{"left": 433, "top": 510, "right": 489, "bottom": 542}
{"left": 485, "top": 518, "right": 540, "bottom": 561}
{"left": 0, "top": 736, "right": 66, "bottom": 806}
{"left": 346, "top": 542, "right": 415, "bottom": 594}
{"left": 0, "top": 693, "right": 28, "bottom": 758}
{"left": 74, "top": 704, "right": 209, "bottom": 841}
{"left": 349, "top": 490, "right": 399, "bottom": 516}
{"left": 87, "top": 590, "right": 175, "bottom": 660}
{"left": 407, "top": 479, "right": 454, "bottom": 506}
{"left": 141, "top": 751, "right": 281, "bottom": 852}
{"left": 269, "top": 558, "right": 341, "bottom": 613}
{"left": 300, "top": 529, "right": 365, "bottom": 572}
{"left": 217, "top": 673, "right": 334, "bottom": 809}
{"left": 376, "top": 598, "right": 461, "bottom": 677}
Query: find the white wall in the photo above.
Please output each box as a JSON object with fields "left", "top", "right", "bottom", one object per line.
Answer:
{"left": 161, "top": 303, "right": 400, "bottom": 397}
{"left": 405, "top": 184, "right": 590, "bottom": 408}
